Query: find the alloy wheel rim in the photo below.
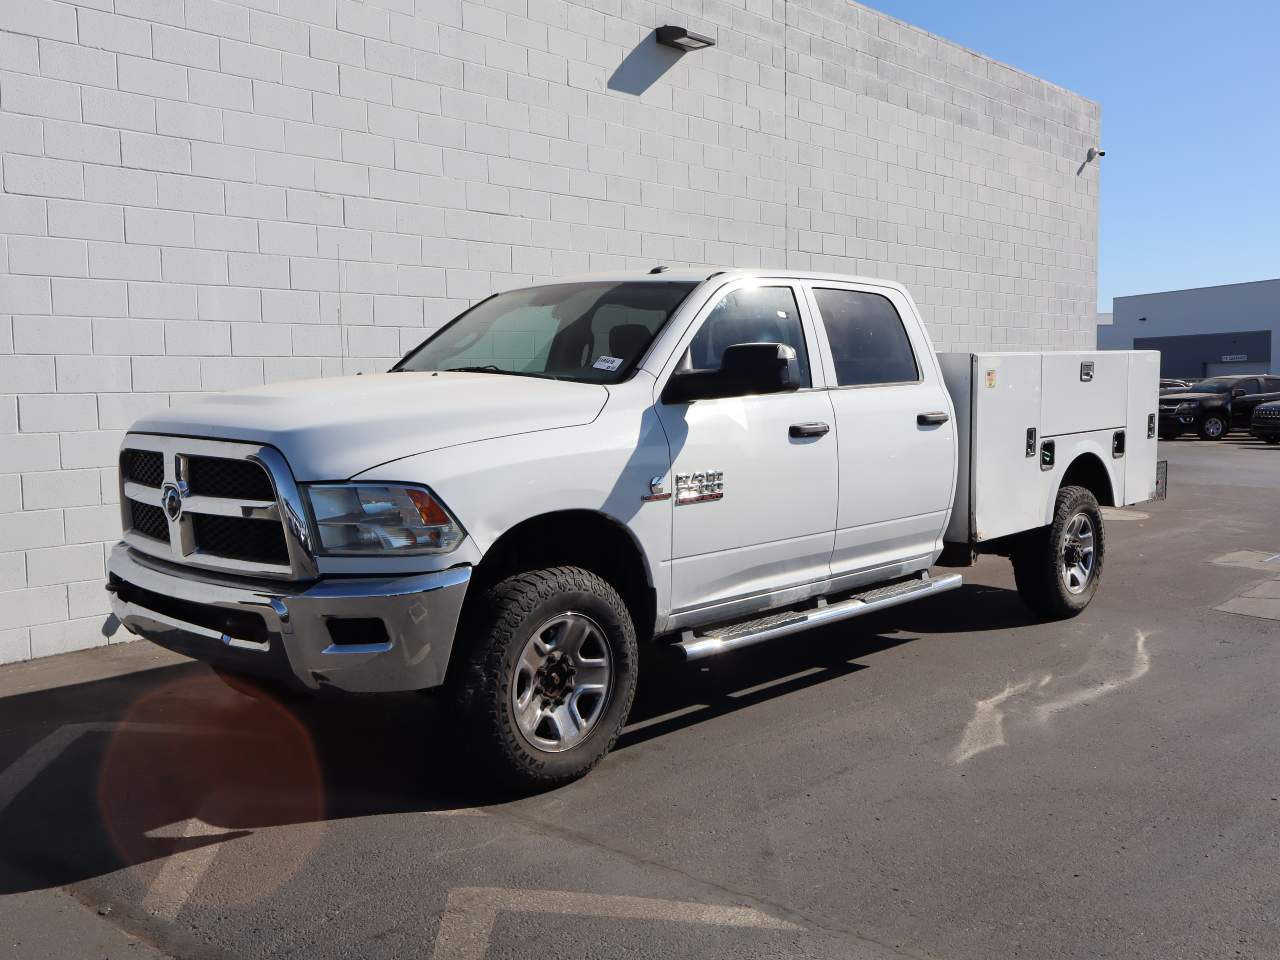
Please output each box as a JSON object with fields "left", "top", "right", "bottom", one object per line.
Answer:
{"left": 1060, "top": 513, "right": 1096, "bottom": 595}
{"left": 511, "top": 613, "right": 612, "bottom": 753}
{"left": 1205, "top": 418, "right": 1224, "bottom": 437}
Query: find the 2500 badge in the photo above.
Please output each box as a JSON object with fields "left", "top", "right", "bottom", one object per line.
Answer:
{"left": 675, "top": 471, "right": 724, "bottom": 505}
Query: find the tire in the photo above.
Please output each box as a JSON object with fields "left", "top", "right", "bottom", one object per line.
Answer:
{"left": 1157, "top": 426, "right": 1181, "bottom": 441}
{"left": 450, "top": 566, "right": 638, "bottom": 791}
{"left": 1264, "top": 436, "right": 1280, "bottom": 445}
{"left": 1198, "top": 414, "right": 1228, "bottom": 440}
{"left": 1011, "top": 485, "right": 1105, "bottom": 620}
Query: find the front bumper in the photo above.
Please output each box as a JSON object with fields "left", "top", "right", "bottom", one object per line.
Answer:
{"left": 1158, "top": 409, "right": 1197, "bottom": 429}
{"left": 106, "top": 543, "right": 471, "bottom": 693}
{"left": 1251, "top": 422, "right": 1280, "bottom": 440}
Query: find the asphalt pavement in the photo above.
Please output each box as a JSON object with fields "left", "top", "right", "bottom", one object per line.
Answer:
{"left": 1, "top": 436, "right": 1278, "bottom": 960}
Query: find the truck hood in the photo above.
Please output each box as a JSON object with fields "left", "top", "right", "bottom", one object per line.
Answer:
{"left": 132, "top": 372, "right": 609, "bottom": 480}
{"left": 1159, "top": 392, "right": 1221, "bottom": 404}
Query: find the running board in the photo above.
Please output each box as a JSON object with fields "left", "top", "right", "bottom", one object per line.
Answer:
{"left": 677, "top": 573, "right": 963, "bottom": 661}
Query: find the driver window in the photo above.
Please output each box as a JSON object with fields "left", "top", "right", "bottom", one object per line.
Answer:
{"left": 1239, "top": 378, "right": 1261, "bottom": 395}
{"left": 685, "top": 286, "right": 811, "bottom": 387}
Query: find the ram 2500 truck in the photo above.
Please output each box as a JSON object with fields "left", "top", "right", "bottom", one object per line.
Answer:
{"left": 107, "top": 270, "right": 1164, "bottom": 788}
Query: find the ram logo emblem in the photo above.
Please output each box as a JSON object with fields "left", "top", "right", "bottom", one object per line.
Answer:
{"left": 161, "top": 483, "right": 183, "bottom": 522}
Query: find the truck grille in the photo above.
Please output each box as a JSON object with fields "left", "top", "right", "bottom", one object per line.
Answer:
{"left": 129, "top": 501, "right": 170, "bottom": 543}
{"left": 187, "top": 455, "right": 275, "bottom": 501}
{"left": 122, "top": 449, "right": 164, "bottom": 487}
{"left": 191, "top": 514, "right": 290, "bottom": 565}
{"left": 118, "top": 435, "right": 312, "bottom": 580}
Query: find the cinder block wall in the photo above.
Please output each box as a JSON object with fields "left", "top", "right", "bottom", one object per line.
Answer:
{"left": 0, "top": 0, "right": 1100, "bottom": 662}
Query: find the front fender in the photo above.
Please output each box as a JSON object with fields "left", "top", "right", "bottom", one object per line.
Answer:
{"left": 351, "top": 383, "right": 672, "bottom": 608}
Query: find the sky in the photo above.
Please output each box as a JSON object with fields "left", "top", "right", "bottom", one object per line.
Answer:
{"left": 867, "top": 0, "right": 1280, "bottom": 310}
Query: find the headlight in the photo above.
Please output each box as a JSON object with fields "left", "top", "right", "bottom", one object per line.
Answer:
{"left": 304, "top": 484, "right": 465, "bottom": 555}
{"left": 1176, "top": 402, "right": 1198, "bottom": 414}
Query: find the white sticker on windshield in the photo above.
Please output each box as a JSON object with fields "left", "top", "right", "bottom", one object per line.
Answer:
{"left": 593, "top": 355, "right": 624, "bottom": 372}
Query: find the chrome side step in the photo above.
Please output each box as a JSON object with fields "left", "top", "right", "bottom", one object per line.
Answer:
{"left": 677, "top": 572, "right": 963, "bottom": 661}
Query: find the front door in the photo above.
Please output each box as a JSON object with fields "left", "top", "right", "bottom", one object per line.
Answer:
{"left": 654, "top": 281, "right": 839, "bottom": 615}
{"left": 1231, "top": 377, "right": 1263, "bottom": 427}
{"left": 802, "top": 281, "right": 956, "bottom": 580}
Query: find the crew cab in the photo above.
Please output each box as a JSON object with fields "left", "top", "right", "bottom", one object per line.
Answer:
{"left": 1158, "top": 375, "right": 1280, "bottom": 440}
{"left": 107, "top": 270, "right": 1163, "bottom": 788}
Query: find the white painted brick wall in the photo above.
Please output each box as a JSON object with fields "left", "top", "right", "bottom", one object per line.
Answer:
{"left": 0, "top": 0, "right": 1100, "bottom": 663}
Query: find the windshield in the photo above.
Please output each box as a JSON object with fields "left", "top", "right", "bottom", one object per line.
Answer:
{"left": 395, "top": 281, "right": 698, "bottom": 383}
{"left": 1186, "top": 378, "right": 1235, "bottom": 394}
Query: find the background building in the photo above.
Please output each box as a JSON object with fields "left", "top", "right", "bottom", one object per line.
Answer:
{"left": 0, "top": 0, "right": 1101, "bottom": 662}
{"left": 1099, "top": 279, "right": 1278, "bottom": 378}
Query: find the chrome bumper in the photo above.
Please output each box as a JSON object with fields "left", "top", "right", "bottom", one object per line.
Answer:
{"left": 106, "top": 542, "right": 471, "bottom": 693}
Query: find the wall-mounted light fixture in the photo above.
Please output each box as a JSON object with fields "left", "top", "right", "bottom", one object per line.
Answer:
{"left": 656, "top": 26, "right": 716, "bottom": 52}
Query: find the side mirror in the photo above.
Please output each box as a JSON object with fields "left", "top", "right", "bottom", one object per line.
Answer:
{"left": 1232, "top": 387, "right": 1247, "bottom": 398}
{"left": 662, "top": 342, "right": 801, "bottom": 403}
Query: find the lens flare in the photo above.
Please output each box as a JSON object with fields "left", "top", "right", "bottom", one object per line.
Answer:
{"left": 97, "top": 673, "right": 326, "bottom": 912}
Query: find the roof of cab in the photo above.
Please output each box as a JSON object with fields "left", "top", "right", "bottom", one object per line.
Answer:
{"left": 523, "top": 267, "right": 911, "bottom": 295}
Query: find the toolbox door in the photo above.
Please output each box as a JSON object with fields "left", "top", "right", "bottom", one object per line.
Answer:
{"left": 970, "top": 353, "right": 1045, "bottom": 542}
{"left": 1124, "top": 351, "right": 1161, "bottom": 504}
{"left": 1041, "top": 352, "right": 1128, "bottom": 437}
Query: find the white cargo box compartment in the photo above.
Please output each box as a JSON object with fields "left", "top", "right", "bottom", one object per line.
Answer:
{"left": 940, "top": 351, "right": 1160, "bottom": 545}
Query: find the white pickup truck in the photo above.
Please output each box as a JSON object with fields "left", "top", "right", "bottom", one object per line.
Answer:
{"left": 107, "top": 269, "right": 1164, "bottom": 788}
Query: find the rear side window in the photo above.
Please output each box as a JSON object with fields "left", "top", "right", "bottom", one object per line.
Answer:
{"left": 813, "top": 289, "right": 919, "bottom": 386}
{"left": 1265, "top": 378, "right": 1280, "bottom": 392}
{"left": 1238, "top": 378, "right": 1261, "bottom": 395}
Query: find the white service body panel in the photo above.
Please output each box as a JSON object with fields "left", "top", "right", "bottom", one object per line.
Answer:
{"left": 941, "top": 350, "right": 1161, "bottom": 544}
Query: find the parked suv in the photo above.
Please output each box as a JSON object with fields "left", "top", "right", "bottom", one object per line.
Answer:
{"left": 1252, "top": 400, "right": 1280, "bottom": 444}
{"left": 1158, "top": 375, "right": 1280, "bottom": 440}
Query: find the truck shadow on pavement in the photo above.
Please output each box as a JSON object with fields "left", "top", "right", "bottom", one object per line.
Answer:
{"left": 0, "top": 584, "right": 1029, "bottom": 896}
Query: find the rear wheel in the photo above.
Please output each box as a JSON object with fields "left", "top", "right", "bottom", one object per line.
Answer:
{"left": 1157, "top": 425, "right": 1181, "bottom": 441}
{"left": 1198, "top": 414, "right": 1227, "bottom": 440}
{"left": 1012, "top": 485, "right": 1105, "bottom": 620}
{"left": 450, "top": 566, "right": 638, "bottom": 791}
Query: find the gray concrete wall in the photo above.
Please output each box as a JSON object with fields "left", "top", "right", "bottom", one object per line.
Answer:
{"left": 1100, "top": 279, "right": 1280, "bottom": 377}
{"left": 0, "top": 0, "right": 1101, "bottom": 662}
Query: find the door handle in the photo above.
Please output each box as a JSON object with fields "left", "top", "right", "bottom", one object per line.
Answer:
{"left": 789, "top": 422, "right": 830, "bottom": 438}
{"left": 917, "top": 411, "right": 949, "bottom": 426}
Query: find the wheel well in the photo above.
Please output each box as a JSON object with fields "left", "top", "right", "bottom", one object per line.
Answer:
{"left": 469, "top": 511, "right": 656, "bottom": 642}
{"left": 1061, "top": 453, "right": 1116, "bottom": 507}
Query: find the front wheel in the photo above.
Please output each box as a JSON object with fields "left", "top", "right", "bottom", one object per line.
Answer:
{"left": 1263, "top": 436, "right": 1280, "bottom": 445}
{"left": 1011, "top": 485, "right": 1105, "bottom": 620}
{"left": 450, "top": 566, "right": 638, "bottom": 791}
{"left": 1198, "top": 414, "right": 1228, "bottom": 440}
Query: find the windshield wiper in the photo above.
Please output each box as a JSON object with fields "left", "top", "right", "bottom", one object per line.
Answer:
{"left": 439, "top": 365, "right": 563, "bottom": 381}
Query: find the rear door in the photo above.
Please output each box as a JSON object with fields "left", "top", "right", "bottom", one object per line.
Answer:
{"left": 654, "top": 280, "right": 839, "bottom": 614}
{"left": 803, "top": 282, "right": 956, "bottom": 580}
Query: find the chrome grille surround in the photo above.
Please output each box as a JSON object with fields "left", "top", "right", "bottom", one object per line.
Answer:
{"left": 118, "top": 434, "right": 318, "bottom": 581}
